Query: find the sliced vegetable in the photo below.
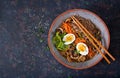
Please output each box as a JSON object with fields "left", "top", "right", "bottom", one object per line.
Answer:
{"left": 87, "top": 47, "right": 95, "bottom": 58}
{"left": 52, "top": 32, "right": 68, "bottom": 51}
{"left": 74, "top": 38, "right": 86, "bottom": 45}
{"left": 59, "top": 32, "right": 66, "bottom": 39}
{"left": 52, "top": 32, "right": 61, "bottom": 46}
{"left": 62, "top": 23, "right": 73, "bottom": 33}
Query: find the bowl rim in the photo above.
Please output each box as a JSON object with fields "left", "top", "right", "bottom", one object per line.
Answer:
{"left": 48, "top": 9, "right": 110, "bottom": 70}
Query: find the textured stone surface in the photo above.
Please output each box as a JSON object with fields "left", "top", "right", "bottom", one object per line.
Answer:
{"left": 0, "top": 0, "right": 120, "bottom": 78}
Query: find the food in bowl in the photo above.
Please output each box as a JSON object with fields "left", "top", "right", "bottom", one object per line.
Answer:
{"left": 52, "top": 15, "right": 102, "bottom": 62}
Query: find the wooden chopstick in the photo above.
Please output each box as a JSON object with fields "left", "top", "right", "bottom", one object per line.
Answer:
{"left": 71, "top": 16, "right": 115, "bottom": 64}
{"left": 71, "top": 16, "right": 115, "bottom": 61}
{"left": 71, "top": 16, "right": 110, "bottom": 64}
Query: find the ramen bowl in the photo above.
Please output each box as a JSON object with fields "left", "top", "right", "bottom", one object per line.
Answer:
{"left": 48, "top": 9, "right": 110, "bottom": 70}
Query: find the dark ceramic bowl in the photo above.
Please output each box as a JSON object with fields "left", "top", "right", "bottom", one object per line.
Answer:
{"left": 48, "top": 9, "right": 110, "bottom": 70}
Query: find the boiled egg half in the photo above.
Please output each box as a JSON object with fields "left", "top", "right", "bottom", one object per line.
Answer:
{"left": 76, "top": 42, "right": 89, "bottom": 55}
{"left": 63, "top": 33, "right": 75, "bottom": 45}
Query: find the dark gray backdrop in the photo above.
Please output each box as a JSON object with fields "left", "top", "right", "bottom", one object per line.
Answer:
{"left": 0, "top": 0, "right": 120, "bottom": 78}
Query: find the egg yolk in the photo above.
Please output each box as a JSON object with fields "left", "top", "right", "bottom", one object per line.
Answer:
{"left": 65, "top": 36, "right": 73, "bottom": 42}
{"left": 78, "top": 44, "right": 86, "bottom": 52}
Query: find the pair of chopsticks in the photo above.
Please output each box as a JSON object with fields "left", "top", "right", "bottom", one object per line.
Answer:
{"left": 71, "top": 16, "right": 115, "bottom": 64}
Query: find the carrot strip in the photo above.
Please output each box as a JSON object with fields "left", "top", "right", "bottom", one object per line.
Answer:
{"left": 88, "top": 47, "right": 95, "bottom": 58}
{"left": 74, "top": 38, "right": 86, "bottom": 45}
{"left": 62, "top": 23, "right": 73, "bottom": 33}
{"left": 61, "top": 22, "right": 78, "bottom": 37}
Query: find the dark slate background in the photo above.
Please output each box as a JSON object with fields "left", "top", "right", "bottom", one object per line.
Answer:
{"left": 0, "top": 0, "right": 120, "bottom": 78}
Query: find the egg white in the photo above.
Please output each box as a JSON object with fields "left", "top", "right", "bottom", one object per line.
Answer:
{"left": 76, "top": 42, "right": 89, "bottom": 55}
{"left": 63, "top": 33, "right": 75, "bottom": 45}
